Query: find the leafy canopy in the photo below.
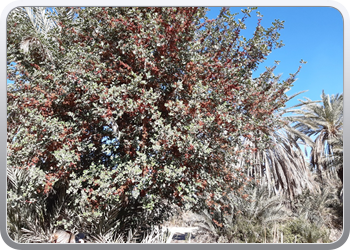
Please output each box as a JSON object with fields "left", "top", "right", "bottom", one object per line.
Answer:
{"left": 7, "top": 7, "right": 304, "bottom": 230}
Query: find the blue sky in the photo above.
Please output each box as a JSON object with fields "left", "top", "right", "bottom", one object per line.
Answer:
{"left": 207, "top": 7, "right": 344, "bottom": 108}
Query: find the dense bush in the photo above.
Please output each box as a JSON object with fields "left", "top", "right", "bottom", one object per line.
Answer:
{"left": 7, "top": 7, "right": 315, "bottom": 242}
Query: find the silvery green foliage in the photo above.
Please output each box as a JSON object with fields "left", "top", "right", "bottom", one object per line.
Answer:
{"left": 7, "top": 7, "right": 305, "bottom": 239}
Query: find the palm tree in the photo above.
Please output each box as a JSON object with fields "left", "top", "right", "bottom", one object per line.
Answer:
{"left": 196, "top": 184, "right": 291, "bottom": 243}
{"left": 325, "top": 131, "right": 343, "bottom": 183}
{"left": 287, "top": 90, "right": 343, "bottom": 182}
{"left": 8, "top": 7, "right": 77, "bottom": 63}
{"left": 230, "top": 91, "right": 318, "bottom": 199}
{"left": 242, "top": 128, "right": 317, "bottom": 199}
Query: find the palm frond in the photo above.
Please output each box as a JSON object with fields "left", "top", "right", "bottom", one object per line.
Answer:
{"left": 288, "top": 90, "right": 343, "bottom": 176}
{"left": 12, "top": 7, "right": 78, "bottom": 63}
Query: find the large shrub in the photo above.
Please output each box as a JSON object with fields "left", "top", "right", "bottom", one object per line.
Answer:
{"left": 7, "top": 7, "right": 304, "bottom": 238}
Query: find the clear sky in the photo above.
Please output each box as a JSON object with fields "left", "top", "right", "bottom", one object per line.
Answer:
{"left": 207, "top": 7, "right": 344, "bottom": 109}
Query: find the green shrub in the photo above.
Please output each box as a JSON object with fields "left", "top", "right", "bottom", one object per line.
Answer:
{"left": 281, "top": 219, "right": 330, "bottom": 243}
